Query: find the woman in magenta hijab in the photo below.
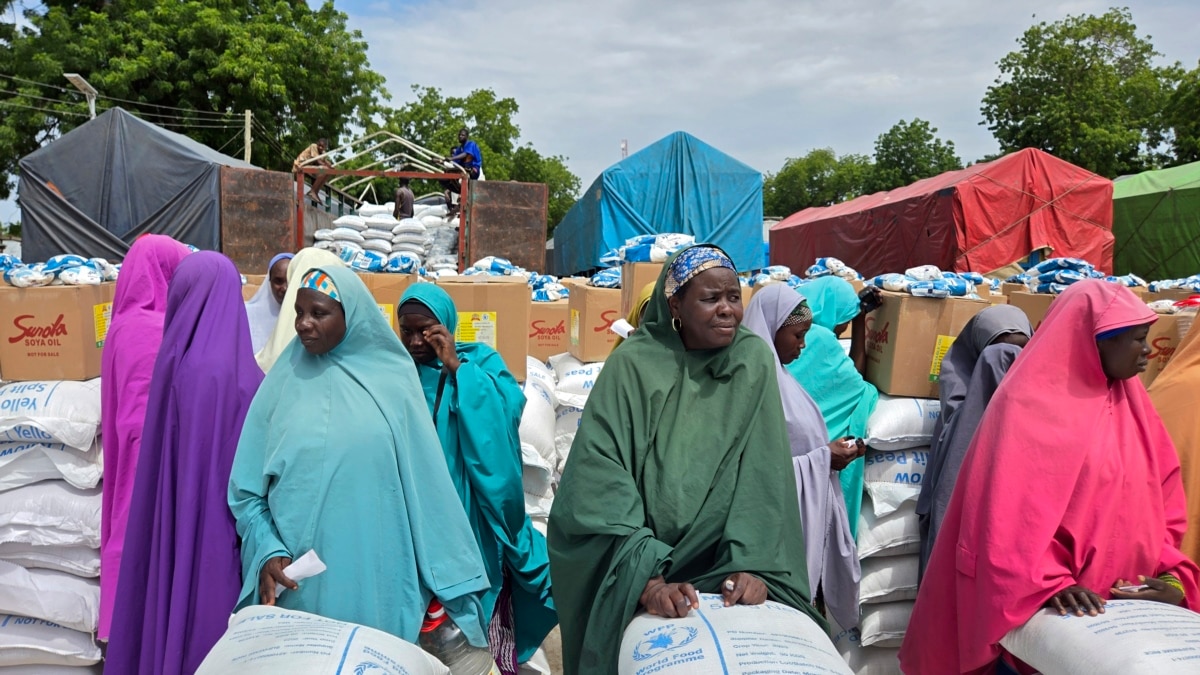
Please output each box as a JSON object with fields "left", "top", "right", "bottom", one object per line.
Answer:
{"left": 106, "top": 252, "right": 263, "bottom": 673}
{"left": 900, "top": 280, "right": 1200, "bottom": 675}
{"left": 99, "top": 234, "right": 190, "bottom": 639}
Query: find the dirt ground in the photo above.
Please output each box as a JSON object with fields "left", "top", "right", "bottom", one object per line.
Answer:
{"left": 543, "top": 626, "right": 564, "bottom": 674}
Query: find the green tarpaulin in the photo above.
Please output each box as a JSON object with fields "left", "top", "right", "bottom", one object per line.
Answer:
{"left": 1113, "top": 161, "right": 1200, "bottom": 280}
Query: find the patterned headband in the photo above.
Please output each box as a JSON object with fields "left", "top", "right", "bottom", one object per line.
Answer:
{"left": 664, "top": 246, "right": 736, "bottom": 298}
{"left": 782, "top": 300, "right": 813, "bottom": 327}
{"left": 300, "top": 269, "right": 340, "bottom": 302}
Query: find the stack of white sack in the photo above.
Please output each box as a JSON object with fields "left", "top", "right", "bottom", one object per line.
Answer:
{"left": 2, "top": 254, "right": 118, "bottom": 288}
{"left": 415, "top": 204, "right": 460, "bottom": 276}
{"left": 547, "top": 354, "right": 603, "bottom": 474}
{"left": 519, "top": 358, "right": 559, "bottom": 536}
{"left": 313, "top": 214, "right": 368, "bottom": 259}
{"left": 832, "top": 393, "right": 939, "bottom": 675}
{"left": 0, "top": 380, "right": 103, "bottom": 672}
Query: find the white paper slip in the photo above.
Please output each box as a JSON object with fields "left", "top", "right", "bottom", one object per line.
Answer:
{"left": 275, "top": 550, "right": 326, "bottom": 597}
{"left": 610, "top": 318, "right": 634, "bottom": 338}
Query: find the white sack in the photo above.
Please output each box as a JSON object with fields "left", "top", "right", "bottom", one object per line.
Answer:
{"left": 0, "top": 563, "right": 98, "bottom": 633}
{"left": 520, "top": 382, "right": 558, "bottom": 467}
{"left": 555, "top": 362, "right": 604, "bottom": 409}
{"left": 195, "top": 605, "right": 448, "bottom": 675}
{"left": 0, "top": 614, "right": 100, "bottom": 668}
{"left": 618, "top": 594, "right": 852, "bottom": 675}
{"left": 858, "top": 601, "right": 913, "bottom": 648}
{"left": 525, "top": 357, "right": 558, "bottom": 408}
{"left": 554, "top": 406, "right": 584, "bottom": 472}
{"left": 859, "top": 555, "right": 919, "bottom": 605}
{"left": 0, "top": 380, "right": 101, "bottom": 449}
{"left": 0, "top": 543, "right": 98, "bottom": 578}
{"left": 862, "top": 447, "right": 929, "bottom": 517}
{"left": 865, "top": 395, "right": 940, "bottom": 451}
{"left": 857, "top": 497, "right": 919, "bottom": 559}
{"left": 0, "top": 440, "right": 101, "bottom": 492}
{"left": 0, "top": 482, "right": 101, "bottom": 549}
{"left": 332, "top": 215, "right": 368, "bottom": 231}
{"left": 831, "top": 622, "right": 901, "bottom": 675}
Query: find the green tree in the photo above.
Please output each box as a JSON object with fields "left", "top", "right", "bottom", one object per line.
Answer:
{"left": 0, "top": 0, "right": 385, "bottom": 199}
{"left": 763, "top": 148, "right": 873, "bottom": 217}
{"left": 1166, "top": 61, "right": 1200, "bottom": 164}
{"left": 980, "top": 7, "right": 1179, "bottom": 177}
{"left": 869, "top": 118, "right": 962, "bottom": 192}
{"left": 381, "top": 85, "right": 580, "bottom": 232}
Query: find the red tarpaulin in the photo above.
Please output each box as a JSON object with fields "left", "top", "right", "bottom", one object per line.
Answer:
{"left": 769, "top": 148, "right": 1114, "bottom": 277}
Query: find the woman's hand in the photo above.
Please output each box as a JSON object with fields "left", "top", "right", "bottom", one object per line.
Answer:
{"left": 423, "top": 325, "right": 461, "bottom": 373}
{"left": 721, "top": 572, "right": 768, "bottom": 607}
{"left": 639, "top": 576, "right": 700, "bottom": 618}
{"left": 858, "top": 286, "right": 883, "bottom": 315}
{"left": 1046, "top": 585, "right": 1106, "bottom": 616}
{"left": 1111, "top": 576, "right": 1185, "bottom": 606}
{"left": 259, "top": 556, "right": 296, "bottom": 606}
{"left": 829, "top": 437, "right": 865, "bottom": 471}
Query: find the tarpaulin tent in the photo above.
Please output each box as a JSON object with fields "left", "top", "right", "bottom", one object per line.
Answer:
{"left": 1113, "top": 161, "right": 1200, "bottom": 280}
{"left": 770, "top": 148, "right": 1114, "bottom": 278}
{"left": 18, "top": 107, "right": 254, "bottom": 262}
{"left": 552, "top": 131, "right": 764, "bottom": 274}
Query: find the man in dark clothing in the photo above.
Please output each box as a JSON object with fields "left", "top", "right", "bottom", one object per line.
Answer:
{"left": 442, "top": 127, "right": 481, "bottom": 216}
{"left": 393, "top": 177, "right": 415, "bottom": 220}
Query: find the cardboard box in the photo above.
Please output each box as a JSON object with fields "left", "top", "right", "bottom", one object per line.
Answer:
{"left": 1141, "top": 313, "right": 1188, "bottom": 388}
{"left": 1002, "top": 282, "right": 1026, "bottom": 297}
{"left": 620, "top": 263, "right": 664, "bottom": 317}
{"left": 984, "top": 294, "right": 1010, "bottom": 305}
{"left": 864, "top": 293, "right": 990, "bottom": 398}
{"left": 528, "top": 300, "right": 569, "bottom": 362}
{"left": 436, "top": 276, "right": 531, "bottom": 381}
{"left": 1146, "top": 288, "right": 1196, "bottom": 304}
{"left": 1007, "top": 292, "right": 1057, "bottom": 329}
{"left": 356, "top": 273, "right": 420, "bottom": 334}
{"left": 0, "top": 283, "right": 116, "bottom": 381}
{"left": 564, "top": 279, "right": 622, "bottom": 363}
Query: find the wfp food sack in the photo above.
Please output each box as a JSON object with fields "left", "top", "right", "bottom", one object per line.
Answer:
{"left": 0, "top": 381, "right": 101, "bottom": 449}
{"left": 859, "top": 555, "right": 918, "bottom": 605}
{"left": 1001, "top": 599, "right": 1200, "bottom": 675}
{"left": 520, "top": 380, "right": 557, "bottom": 465}
{"left": 0, "top": 543, "right": 98, "bottom": 578}
{"left": 0, "top": 482, "right": 101, "bottom": 549}
{"left": 830, "top": 622, "right": 901, "bottom": 675}
{"left": 858, "top": 601, "right": 913, "bottom": 648}
{"left": 0, "top": 562, "right": 98, "bottom": 633}
{"left": 862, "top": 447, "right": 929, "bottom": 516}
{"left": 857, "top": 496, "right": 919, "bottom": 559}
{"left": 865, "top": 395, "right": 940, "bottom": 451}
{"left": 554, "top": 406, "right": 584, "bottom": 470}
{"left": 0, "top": 614, "right": 100, "bottom": 668}
{"left": 549, "top": 354, "right": 604, "bottom": 408}
{"left": 195, "top": 605, "right": 448, "bottom": 675}
{"left": 521, "top": 443, "right": 555, "bottom": 519}
{"left": 618, "top": 594, "right": 851, "bottom": 675}
{"left": 0, "top": 439, "right": 101, "bottom": 491}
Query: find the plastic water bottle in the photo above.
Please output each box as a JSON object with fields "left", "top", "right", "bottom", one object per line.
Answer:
{"left": 419, "top": 600, "right": 500, "bottom": 675}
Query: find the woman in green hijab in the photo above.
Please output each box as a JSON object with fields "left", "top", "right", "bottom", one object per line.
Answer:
{"left": 398, "top": 284, "right": 556, "bottom": 674}
{"left": 786, "top": 276, "right": 880, "bottom": 537}
{"left": 548, "top": 245, "right": 822, "bottom": 675}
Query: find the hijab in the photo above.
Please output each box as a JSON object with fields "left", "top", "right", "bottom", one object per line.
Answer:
{"left": 742, "top": 284, "right": 860, "bottom": 630}
{"left": 901, "top": 280, "right": 1200, "bottom": 675}
{"left": 244, "top": 252, "right": 293, "bottom": 353}
{"left": 108, "top": 252, "right": 263, "bottom": 675}
{"left": 99, "top": 233, "right": 190, "bottom": 639}
{"left": 786, "top": 276, "right": 879, "bottom": 538}
{"left": 548, "top": 245, "right": 821, "bottom": 675}
{"left": 254, "top": 247, "right": 344, "bottom": 372}
{"left": 1149, "top": 321, "right": 1200, "bottom": 563}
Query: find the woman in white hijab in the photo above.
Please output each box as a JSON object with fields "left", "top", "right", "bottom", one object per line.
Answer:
{"left": 244, "top": 253, "right": 293, "bottom": 354}
{"left": 255, "top": 247, "right": 345, "bottom": 372}
{"left": 742, "top": 283, "right": 864, "bottom": 630}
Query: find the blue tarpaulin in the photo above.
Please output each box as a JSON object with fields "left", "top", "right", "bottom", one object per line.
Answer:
{"left": 552, "top": 131, "right": 764, "bottom": 274}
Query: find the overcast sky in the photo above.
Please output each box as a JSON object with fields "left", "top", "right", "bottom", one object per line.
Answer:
{"left": 4, "top": 0, "right": 1198, "bottom": 226}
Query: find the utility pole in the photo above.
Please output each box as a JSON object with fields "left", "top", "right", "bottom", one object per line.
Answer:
{"left": 621, "top": 139, "right": 628, "bottom": 159}
{"left": 243, "top": 110, "right": 252, "bottom": 163}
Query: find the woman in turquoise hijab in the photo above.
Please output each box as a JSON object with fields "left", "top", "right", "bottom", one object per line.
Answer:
{"left": 786, "top": 276, "right": 880, "bottom": 537}
{"left": 228, "top": 266, "right": 491, "bottom": 646}
{"left": 398, "top": 284, "right": 557, "bottom": 673}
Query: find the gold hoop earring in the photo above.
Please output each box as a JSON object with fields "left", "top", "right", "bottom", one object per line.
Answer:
{"left": 672, "top": 317, "right": 682, "bottom": 332}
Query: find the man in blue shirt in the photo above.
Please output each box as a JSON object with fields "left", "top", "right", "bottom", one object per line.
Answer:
{"left": 443, "top": 127, "right": 481, "bottom": 216}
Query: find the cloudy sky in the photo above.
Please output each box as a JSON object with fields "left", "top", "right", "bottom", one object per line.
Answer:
{"left": 3, "top": 0, "right": 1197, "bottom": 226}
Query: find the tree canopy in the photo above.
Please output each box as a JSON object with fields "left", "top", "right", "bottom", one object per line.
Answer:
{"left": 869, "top": 118, "right": 962, "bottom": 193}
{"left": 763, "top": 148, "right": 872, "bottom": 218}
{"left": 0, "top": 0, "right": 385, "bottom": 199}
{"left": 980, "top": 7, "right": 1179, "bottom": 178}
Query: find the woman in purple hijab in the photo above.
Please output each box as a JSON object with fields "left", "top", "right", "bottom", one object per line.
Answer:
{"left": 106, "top": 251, "right": 263, "bottom": 674}
{"left": 100, "top": 233, "right": 190, "bottom": 639}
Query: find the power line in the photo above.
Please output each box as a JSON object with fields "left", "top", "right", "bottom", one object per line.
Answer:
{"left": 0, "top": 90, "right": 85, "bottom": 109}
{"left": 96, "top": 104, "right": 238, "bottom": 124}
{"left": 0, "top": 99, "right": 87, "bottom": 118}
{"left": 94, "top": 92, "right": 236, "bottom": 119}
{"left": 0, "top": 73, "right": 80, "bottom": 95}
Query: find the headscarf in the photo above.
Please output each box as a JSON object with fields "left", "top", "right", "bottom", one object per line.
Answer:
{"left": 254, "top": 247, "right": 345, "bottom": 372}
{"left": 786, "top": 276, "right": 879, "bottom": 538}
{"left": 300, "top": 268, "right": 340, "bottom": 300}
{"left": 244, "top": 253, "right": 293, "bottom": 353}
{"left": 99, "top": 233, "right": 190, "bottom": 639}
{"left": 612, "top": 282, "right": 656, "bottom": 350}
{"left": 548, "top": 245, "right": 822, "bottom": 675}
{"left": 1150, "top": 322, "right": 1200, "bottom": 563}
{"left": 399, "top": 284, "right": 557, "bottom": 665}
{"left": 108, "top": 252, "right": 263, "bottom": 675}
{"left": 229, "top": 265, "right": 491, "bottom": 646}
{"left": 917, "top": 305, "right": 1032, "bottom": 578}
{"left": 900, "top": 280, "right": 1200, "bottom": 675}
{"left": 742, "top": 284, "right": 860, "bottom": 630}
{"left": 662, "top": 245, "right": 736, "bottom": 297}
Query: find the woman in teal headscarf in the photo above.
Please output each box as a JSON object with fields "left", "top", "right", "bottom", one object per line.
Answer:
{"left": 398, "top": 284, "right": 557, "bottom": 673}
{"left": 786, "top": 276, "right": 879, "bottom": 537}
{"left": 228, "top": 265, "right": 491, "bottom": 645}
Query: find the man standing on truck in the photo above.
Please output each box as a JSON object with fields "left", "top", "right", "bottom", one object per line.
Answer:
{"left": 393, "top": 177, "right": 415, "bottom": 220}
{"left": 442, "top": 127, "right": 481, "bottom": 216}
{"left": 294, "top": 138, "right": 333, "bottom": 204}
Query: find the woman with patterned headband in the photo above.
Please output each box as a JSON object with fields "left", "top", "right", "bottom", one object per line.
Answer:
{"left": 228, "top": 265, "right": 492, "bottom": 646}
{"left": 548, "top": 245, "right": 823, "bottom": 675}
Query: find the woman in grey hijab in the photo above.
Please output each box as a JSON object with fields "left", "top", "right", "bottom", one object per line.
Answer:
{"left": 917, "top": 304, "right": 1033, "bottom": 579}
{"left": 742, "top": 283, "right": 865, "bottom": 629}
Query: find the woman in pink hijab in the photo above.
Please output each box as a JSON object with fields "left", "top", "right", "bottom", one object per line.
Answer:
{"left": 900, "top": 279, "right": 1200, "bottom": 675}
{"left": 99, "top": 234, "right": 190, "bottom": 640}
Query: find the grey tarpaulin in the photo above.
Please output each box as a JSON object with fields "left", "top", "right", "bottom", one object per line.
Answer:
{"left": 17, "top": 107, "right": 254, "bottom": 262}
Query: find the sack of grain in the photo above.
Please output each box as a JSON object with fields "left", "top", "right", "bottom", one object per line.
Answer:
{"left": 0, "top": 613, "right": 101, "bottom": 668}
{"left": 858, "top": 601, "right": 913, "bottom": 648}
{"left": 831, "top": 622, "right": 901, "bottom": 675}
{"left": 862, "top": 447, "right": 929, "bottom": 517}
{"left": 865, "top": 395, "right": 940, "bottom": 451}
{"left": 0, "top": 439, "right": 101, "bottom": 492}
{"left": 859, "top": 555, "right": 918, "bottom": 605}
{"left": 0, "top": 482, "right": 100, "bottom": 549}
{"left": 0, "top": 562, "right": 98, "bottom": 633}
{"left": 857, "top": 496, "right": 919, "bottom": 559}
{"left": 0, "top": 381, "right": 101, "bottom": 449}
{"left": 0, "top": 543, "right": 98, "bottom": 578}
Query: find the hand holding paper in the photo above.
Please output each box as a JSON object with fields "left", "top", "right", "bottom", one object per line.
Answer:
{"left": 275, "top": 550, "right": 326, "bottom": 597}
